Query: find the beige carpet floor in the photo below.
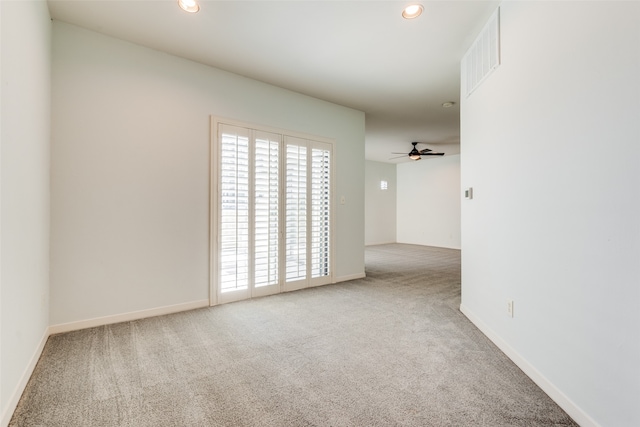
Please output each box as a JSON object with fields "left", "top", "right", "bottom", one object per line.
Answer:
{"left": 10, "top": 244, "right": 577, "bottom": 426}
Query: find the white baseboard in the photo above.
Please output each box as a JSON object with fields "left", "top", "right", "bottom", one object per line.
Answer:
{"left": 1, "top": 327, "right": 49, "bottom": 427}
{"left": 334, "top": 272, "right": 366, "bottom": 283}
{"left": 49, "top": 299, "right": 210, "bottom": 335}
{"left": 460, "top": 304, "right": 600, "bottom": 427}
{"left": 396, "top": 241, "right": 461, "bottom": 250}
{"left": 365, "top": 241, "right": 396, "bottom": 246}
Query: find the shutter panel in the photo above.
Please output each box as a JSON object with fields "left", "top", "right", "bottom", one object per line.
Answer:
{"left": 254, "top": 132, "right": 280, "bottom": 288}
{"left": 285, "top": 140, "right": 307, "bottom": 282}
{"left": 219, "top": 125, "right": 250, "bottom": 293}
{"left": 311, "top": 147, "right": 331, "bottom": 279}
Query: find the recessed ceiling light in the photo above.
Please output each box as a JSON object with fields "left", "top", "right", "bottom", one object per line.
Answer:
{"left": 442, "top": 101, "right": 456, "bottom": 108}
{"left": 178, "top": 0, "right": 200, "bottom": 13}
{"left": 402, "top": 4, "right": 423, "bottom": 19}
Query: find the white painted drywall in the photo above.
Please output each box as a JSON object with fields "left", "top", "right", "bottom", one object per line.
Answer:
{"left": 460, "top": 2, "right": 640, "bottom": 426}
{"left": 364, "top": 160, "right": 396, "bottom": 245}
{"left": 0, "top": 0, "right": 50, "bottom": 422}
{"left": 50, "top": 22, "right": 365, "bottom": 326}
{"left": 397, "top": 155, "right": 461, "bottom": 249}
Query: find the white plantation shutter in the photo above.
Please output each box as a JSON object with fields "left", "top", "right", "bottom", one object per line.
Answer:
{"left": 285, "top": 138, "right": 332, "bottom": 286}
{"left": 213, "top": 118, "right": 332, "bottom": 303}
{"left": 254, "top": 132, "right": 280, "bottom": 288}
{"left": 219, "top": 125, "right": 250, "bottom": 293}
{"left": 285, "top": 140, "right": 307, "bottom": 282}
{"left": 311, "top": 146, "right": 331, "bottom": 279}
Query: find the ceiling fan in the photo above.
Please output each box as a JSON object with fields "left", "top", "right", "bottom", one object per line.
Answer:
{"left": 390, "top": 142, "right": 445, "bottom": 161}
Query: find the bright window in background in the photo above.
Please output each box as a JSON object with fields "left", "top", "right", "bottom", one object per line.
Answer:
{"left": 380, "top": 180, "right": 388, "bottom": 190}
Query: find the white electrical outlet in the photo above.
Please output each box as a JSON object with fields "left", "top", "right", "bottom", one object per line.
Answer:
{"left": 340, "top": 196, "right": 346, "bottom": 205}
{"left": 507, "top": 299, "right": 514, "bottom": 318}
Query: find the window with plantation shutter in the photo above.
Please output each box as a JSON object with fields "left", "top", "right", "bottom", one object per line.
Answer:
{"left": 212, "top": 118, "right": 333, "bottom": 304}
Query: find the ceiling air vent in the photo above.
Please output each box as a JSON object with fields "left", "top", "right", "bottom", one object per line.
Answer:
{"left": 463, "top": 7, "right": 500, "bottom": 97}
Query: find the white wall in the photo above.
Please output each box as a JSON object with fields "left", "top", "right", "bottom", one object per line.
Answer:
{"left": 460, "top": 2, "right": 640, "bottom": 427}
{"left": 0, "top": 0, "right": 51, "bottom": 424}
{"left": 364, "top": 160, "right": 396, "bottom": 245}
{"left": 396, "top": 155, "right": 461, "bottom": 249}
{"left": 50, "top": 22, "right": 365, "bottom": 327}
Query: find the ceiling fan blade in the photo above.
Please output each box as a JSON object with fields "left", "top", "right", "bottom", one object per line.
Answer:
{"left": 388, "top": 155, "right": 408, "bottom": 160}
{"left": 391, "top": 152, "right": 409, "bottom": 154}
{"left": 418, "top": 148, "right": 433, "bottom": 154}
{"left": 422, "top": 152, "right": 445, "bottom": 156}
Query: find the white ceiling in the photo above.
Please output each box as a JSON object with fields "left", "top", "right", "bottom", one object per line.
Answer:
{"left": 47, "top": 0, "right": 500, "bottom": 163}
